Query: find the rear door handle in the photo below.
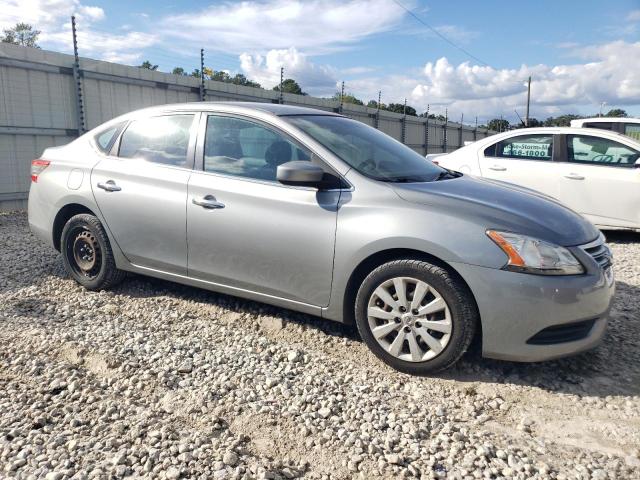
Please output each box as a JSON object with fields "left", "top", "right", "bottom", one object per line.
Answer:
{"left": 97, "top": 180, "right": 121, "bottom": 192}
{"left": 565, "top": 173, "right": 585, "bottom": 180}
{"left": 192, "top": 195, "right": 225, "bottom": 209}
{"left": 488, "top": 165, "right": 506, "bottom": 171}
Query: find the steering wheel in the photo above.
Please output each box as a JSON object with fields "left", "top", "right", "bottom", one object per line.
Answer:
{"left": 591, "top": 154, "right": 614, "bottom": 163}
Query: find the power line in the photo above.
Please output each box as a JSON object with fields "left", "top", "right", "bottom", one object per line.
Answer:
{"left": 391, "top": 0, "right": 490, "bottom": 67}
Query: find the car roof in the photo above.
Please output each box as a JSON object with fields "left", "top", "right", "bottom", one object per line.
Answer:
{"left": 571, "top": 117, "right": 640, "bottom": 125}
{"left": 132, "top": 101, "right": 341, "bottom": 117}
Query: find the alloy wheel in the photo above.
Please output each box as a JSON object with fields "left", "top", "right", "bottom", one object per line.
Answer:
{"left": 367, "top": 276, "right": 452, "bottom": 362}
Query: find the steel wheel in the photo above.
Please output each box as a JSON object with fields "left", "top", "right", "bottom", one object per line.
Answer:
{"left": 367, "top": 276, "right": 452, "bottom": 362}
{"left": 66, "top": 227, "right": 102, "bottom": 279}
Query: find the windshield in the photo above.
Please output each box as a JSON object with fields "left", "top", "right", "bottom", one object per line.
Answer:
{"left": 285, "top": 115, "right": 449, "bottom": 182}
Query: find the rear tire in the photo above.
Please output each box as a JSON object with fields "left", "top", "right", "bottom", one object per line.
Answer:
{"left": 354, "top": 259, "right": 477, "bottom": 375}
{"left": 60, "top": 213, "right": 125, "bottom": 290}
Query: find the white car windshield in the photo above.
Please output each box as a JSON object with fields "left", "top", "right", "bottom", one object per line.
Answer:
{"left": 286, "top": 115, "right": 454, "bottom": 182}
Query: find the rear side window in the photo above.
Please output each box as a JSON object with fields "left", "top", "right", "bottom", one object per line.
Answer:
{"left": 485, "top": 134, "right": 553, "bottom": 160}
{"left": 567, "top": 135, "right": 639, "bottom": 168}
{"left": 624, "top": 124, "right": 640, "bottom": 141}
{"left": 95, "top": 122, "right": 125, "bottom": 153}
{"left": 583, "top": 122, "right": 614, "bottom": 131}
{"left": 118, "top": 115, "right": 195, "bottom": 167}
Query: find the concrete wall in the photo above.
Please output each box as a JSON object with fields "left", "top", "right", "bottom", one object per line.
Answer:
{"left": 0, "top": 43, "right": 494, "bottom": 211}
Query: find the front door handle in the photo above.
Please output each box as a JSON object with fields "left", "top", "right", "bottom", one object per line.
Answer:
{"left": 192, "top": 195, "right": 225, "bottom": 209}
{"left": 97, "top": 180, "right": 121, "bottom": 192}
{"left": 565, "top": 173, "right": 585, "bottom": 180}
{"left": 488, "top": 165, "right": 506, "bottom": 171}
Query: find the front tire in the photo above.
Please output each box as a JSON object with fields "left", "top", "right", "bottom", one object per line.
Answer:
{"left": 60, "top": 213, "right": 125, "bottom": 290}
{"left": 355, "top": 259, "right": 477, "bottom": 375}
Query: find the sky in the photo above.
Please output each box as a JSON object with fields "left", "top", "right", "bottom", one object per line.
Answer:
{"left": 2, "top": 0, "right": 640, "bottom": 123}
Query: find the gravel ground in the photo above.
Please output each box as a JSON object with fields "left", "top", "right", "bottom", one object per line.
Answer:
{"left": 1, "top": 211, "right": 639, "bottom": 480}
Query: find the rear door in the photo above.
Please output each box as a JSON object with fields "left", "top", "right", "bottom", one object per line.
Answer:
{"left": 91, "top": 113, "right": 199, "bottom": 274}
{"left": 186, "top": 113, "right": 342, "bottom": 306}
{"left": 479, "top": 132, "right": 562, "bottom": 198}
{"left": 556, "top": 133, "right": 640, "bottom": 228}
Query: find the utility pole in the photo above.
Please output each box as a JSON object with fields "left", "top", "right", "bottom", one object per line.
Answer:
{"left": 71, "top": 16, "right": 86, "bottom": 135}
{"left": 525, "top": 76, "right": 531, "bottom": 127}
{"left": 279, "top": 67, "right": 284, "bottom": 104}
{"left": 374, "top": 90, "right": 381, "bottom": 129}
{"left": 424, "top": 104, "right": 430, "bottom": 155}
{"left": 459, "top": 113, "right": 464, "bottom": 149}
{"left": 339, "top": 81, "right": 345, "bottom": 113}
{"left": 474, "top": 116, "right": 478, "bottom": 141}
{"left": 401, "top": 98, "right": 407, "bottom": 144}
{"left": 200, "top": 49, "right": 205, "bottom": 101}
{"left": 443, "top": 108, "right": 448, "bottom": 152}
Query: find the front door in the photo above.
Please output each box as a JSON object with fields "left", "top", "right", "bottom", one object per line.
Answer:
{"left": 480, "top": 133, "right": 561, "bottom": 199}
{"left": 91, "top": 113, "right": 198, "bottom": 274}
{"left": 187, "top": 114, "right": 341, "bottom": 306}
{"left": 556, "top": 133, "right": 640, "bottom": 228}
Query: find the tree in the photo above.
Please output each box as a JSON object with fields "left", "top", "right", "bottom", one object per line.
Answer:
{"left": 172, "top": 67, "right": 186, "bottom": 75}
{"left": 332, "top": 92, "right": 364, "bottom": 106}
{"left": 487, "top": 118, "right": 510, "bottom": 132}
{"left": 605, "top": 108, "right": 627, "bottom": 118}
{"left": 273, "top": 78, "right": 305, "bottom": 95}
{"left": 543, "top": 114, "right": 581, "bottom": 127}
{"left": 2, "top": 23, "right": 41, "bottom": 48}
{"left": 386, "top": 103, "right": 417, "bottom": 116}
{"left": 420, "top": 113, "right": 446, "bottom": 121}
{"left": 139, "top": 60, "right": 158, "bottom": 70}
{"left": 190, "top": 69, "right": 202, "bottom": 78}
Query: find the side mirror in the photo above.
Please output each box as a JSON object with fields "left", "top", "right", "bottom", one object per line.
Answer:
{"left": 276, "top": 161, "right": 325, "bottom": 187}
{"left": 635, "top": 158, "right": 640, "bottom": 168}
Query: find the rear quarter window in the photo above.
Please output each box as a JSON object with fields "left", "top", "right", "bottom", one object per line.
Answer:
{"left": 94, "top": 122, "right": 125, "bottom": 153}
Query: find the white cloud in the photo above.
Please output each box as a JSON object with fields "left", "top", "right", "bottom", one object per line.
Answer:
{"left": 0, "top": 0, "right": 156, "bottom": 64}
{"left": 240, "top": 47, "right": 337, "bottom": 95}
{"left": 342, "top": 41, "right": 640, "bottom": 121}
{"left": 627, "top": 10, "right": 640, "bottom": 22}
{"left": 161, "top": 0, "right": 406, "bottom": 55}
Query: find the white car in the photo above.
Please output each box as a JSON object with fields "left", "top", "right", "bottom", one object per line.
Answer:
{"left": 571, "top": 117, "right": 640, "bottom": 141}
{"left": 435, "top": 127, "right": 640, "bottom": 231}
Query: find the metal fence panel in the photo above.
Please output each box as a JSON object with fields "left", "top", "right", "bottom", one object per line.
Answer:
{"left": 0, "top": 42, "right": 495, "bottom": 210}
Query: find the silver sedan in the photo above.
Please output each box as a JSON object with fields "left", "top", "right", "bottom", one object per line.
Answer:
{"left": 28, "top": 102, "right": 615, "bottom": 374}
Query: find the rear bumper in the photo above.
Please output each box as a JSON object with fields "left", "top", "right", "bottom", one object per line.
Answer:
{"left": 451, "top": 260, "right": 615, "bottom": 362}
{"left": 28, "top": 185, "right": 55, "bottom": 248}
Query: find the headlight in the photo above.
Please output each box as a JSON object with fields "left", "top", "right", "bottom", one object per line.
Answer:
{"left": 487, "top": 230, "right": 584, "bottom": 275}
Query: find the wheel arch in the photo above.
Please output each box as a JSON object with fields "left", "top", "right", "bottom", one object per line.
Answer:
{"left": 52, "top": 203, "right": 97, "bottom": 251}
{"left": 341, "top": 248, "right": 480, "bottom": 340}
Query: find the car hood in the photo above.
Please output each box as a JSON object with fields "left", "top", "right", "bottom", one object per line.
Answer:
{"left": 391, "top": 174, "right": 599, "bottom": 246}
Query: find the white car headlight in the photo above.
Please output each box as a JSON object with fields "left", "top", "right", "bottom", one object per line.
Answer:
{"left": 487, "top": 230, "right": 584, "bottom": 275}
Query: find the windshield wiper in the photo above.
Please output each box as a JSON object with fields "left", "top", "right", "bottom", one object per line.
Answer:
{"left": 433, "top": 169, "right": 460, "bottom": 181}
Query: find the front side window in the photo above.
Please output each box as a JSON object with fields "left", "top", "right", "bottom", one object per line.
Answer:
{"left": 486, "top": 134, "right": 553, "bottom": 160}
{"left": 285, "top": 115, "right": 447, "bottom": 182}
{"left": 567, "top": 135, "right": 639, "bottom": 167}
{"left": 118, "top": 115, "right": 194, "bottom": 167}
{"left": 624, "top": 124, "right": 640, "bottom": 142}
{"left": 203, "top": 115, "right": 310, "bottom": 181}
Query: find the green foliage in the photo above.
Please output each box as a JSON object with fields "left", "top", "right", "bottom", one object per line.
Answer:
{"left": 333, "top": 92, "right": 364, "bottom": 106}
{"left": 139, "top": 60, "right": 158, "bottom": 70}
{"left": 487, "top": 118, "right": 510, "bottom": 132}
{"left": 273, "top": 78, "right": 306, "bottom": 95}
{"left": 605, "top": 108, "right": 627, "bottom": 118}
{"left": 542, "top": 114, "right": 581, "bottom": 127}
{"left": 386, "top": 103, "right": 417, "bottom": 116}
{"left": 208, "top": 70, "right": 261, "bottom": 88}
{"left": 2, "top": 23, "right": 41, "bottom": 48}
{"left": 172, "top": 67, "right": 186, "bottom": 75}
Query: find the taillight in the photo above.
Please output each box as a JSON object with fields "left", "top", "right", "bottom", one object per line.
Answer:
{"left": 31, "top": 159, "right": 50, "bottom": 182}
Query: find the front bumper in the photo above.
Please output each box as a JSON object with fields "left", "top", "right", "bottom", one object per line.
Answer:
{"left": 451, "top": 253, "right": 615, "bottom": 363}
